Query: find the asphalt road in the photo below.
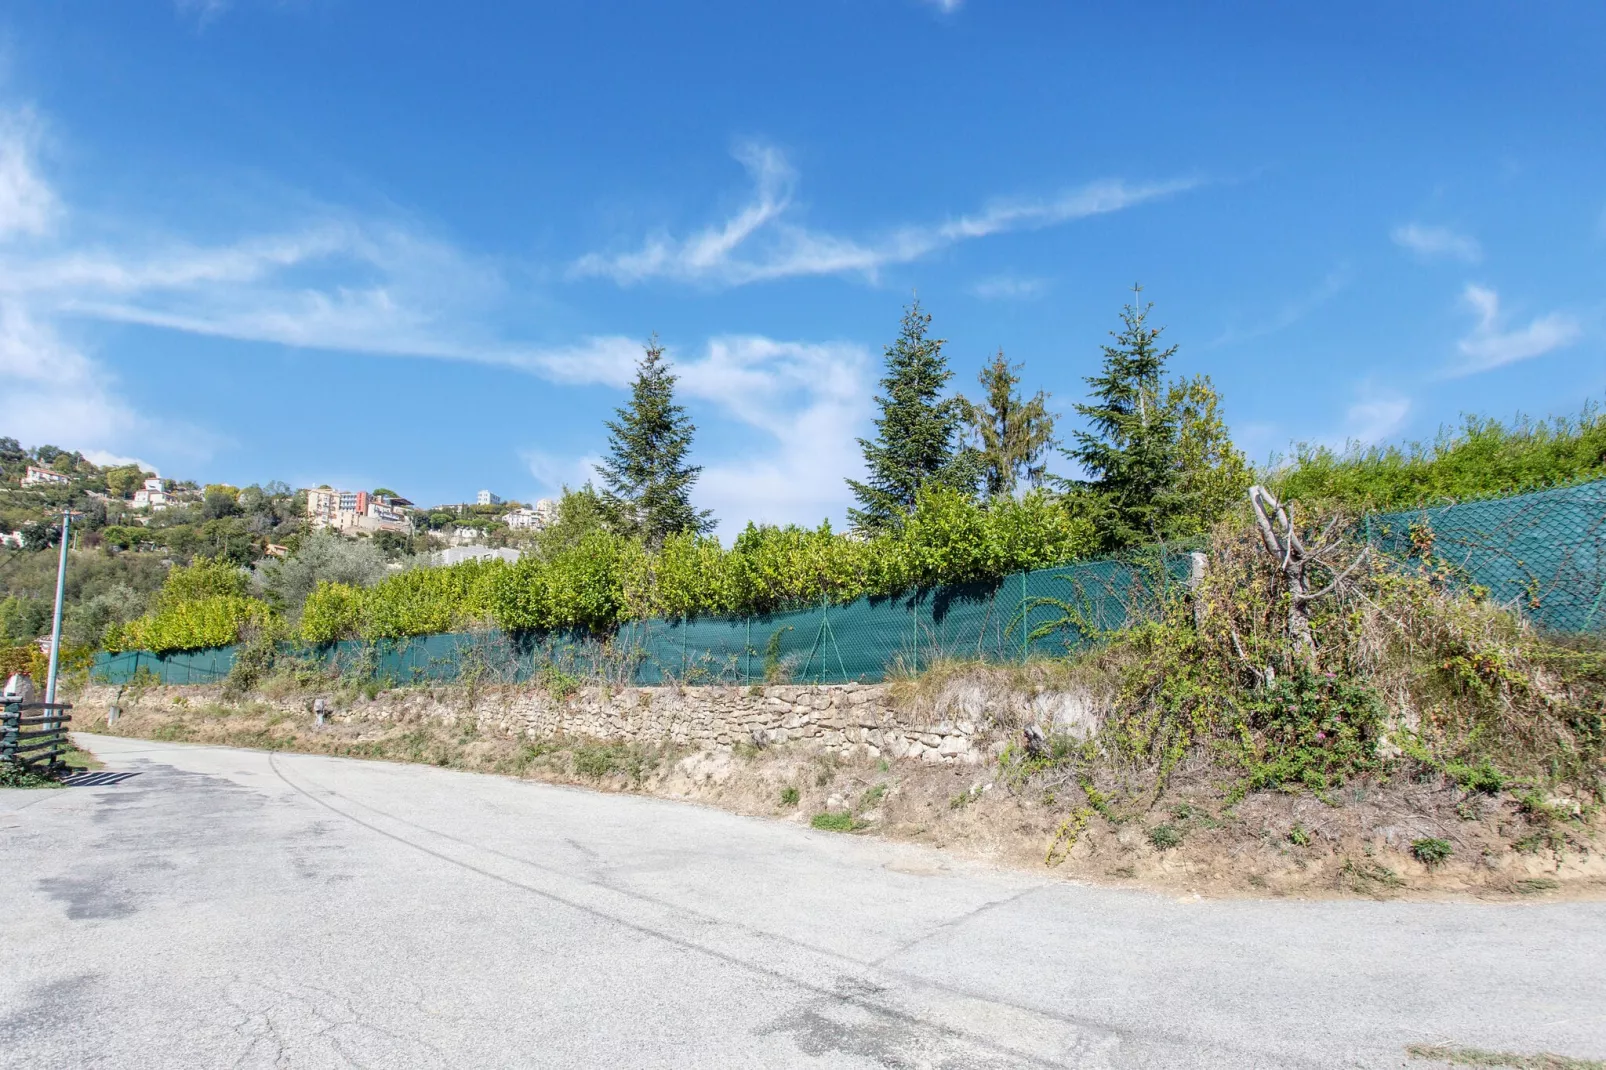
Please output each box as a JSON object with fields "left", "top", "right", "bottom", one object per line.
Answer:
{"left": 2, "top": 735, "right": 1603, "bottom": 1069}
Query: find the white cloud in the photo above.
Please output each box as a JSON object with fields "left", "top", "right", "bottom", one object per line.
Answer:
{"left": 1391, "top": 223, "right": 1482, "bottom": 264}
{"left": 970, "top": 275, "right": 1049, "bottom": 301}
{"left": 1451, "top": 283, "right": 1580, "bottom": 376}
{"left": 571, "top": 144, "right": 1198, "bottom": 287}
{"left": 1341, "top": 389, "right": 1411, "bottom": 446}
{"left": 81, "top": 450, "right": 159, "bottom": 474}
{"left": 521, "top": 450, "right": 603, "bottom": 496}
{"left": 677, "top": 336, "right": 871, "bottom": 530}
{"left": 922, "top": 0, "right": 963, "bottom": 11}
{"left": 0, "top": 298, "right": 204, "bottom": 463}
{"left": 0, "top": 101, "right": 874, "bottom": 529}
{"left": 0, "top": 108, "right": 58, "bottom": 240}
{"left": 520, "top": 336, "right": 873, "bottom": 533}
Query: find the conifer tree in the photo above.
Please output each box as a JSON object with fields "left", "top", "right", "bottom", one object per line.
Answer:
{"left": 963, "top": 350, "right": 1056, "bottom": 499}
{"left": 847, "top": 301, "right": 977, "bottom": 532}
{"left": 1067, "top": 286, "right": 1180, "bottom": 548}
{"left": 1067, "top": 287, "right": 1248, "bottom": 548}
{"left": 594, "top": 338, "right": 713, "bottom": 545}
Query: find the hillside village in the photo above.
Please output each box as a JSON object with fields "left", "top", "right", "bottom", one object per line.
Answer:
{"left": 0, "top": 436, "right": 563, "bottom": 661}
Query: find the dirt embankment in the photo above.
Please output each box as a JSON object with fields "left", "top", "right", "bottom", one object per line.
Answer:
{"left": 66, "top": 680, "right": 1604, "bottom": 902}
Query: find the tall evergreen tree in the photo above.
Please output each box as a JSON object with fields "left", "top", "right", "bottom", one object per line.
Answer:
{"left": 594, "top": 338, "right": 713, "bottom": 545}
{"left": 847, "top": 301, "right": 977, "bottom": 532}
{"left": 1067, "top": 286, "right": 1180, "bottom": 548}
{"left": 963, "top": 350, "right": 1057, "bottom": 499}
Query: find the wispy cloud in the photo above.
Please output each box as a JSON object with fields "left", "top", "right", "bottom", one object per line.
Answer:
{"left": 1391, "top": 222, "right": 1482, "bottom": 264}
{"left": 1206, "top": 267, "right": 1349, "bottom": 349}
{"left": 0, "top": 102, "right": 875, "bottom": 526}
{"left": 0, "top": 108, "right": 58, "bottom": 239}
{"left": 174, "top": 0, "right": 231, "bottom": 25}
{"left": 1451, "top": 283, "right": 1580, "bottom": 376}
{"left": 1340, "top": 388, "right": 1412, "bottom": 446}
{"left": 970, "top": 275, "right": 1049, "bottom": 301}
{"left": 920, "top": 0, "right": 964, "bottom": 12}
{"left": 570, "top": 143, "right": 1199, "bottom": 287}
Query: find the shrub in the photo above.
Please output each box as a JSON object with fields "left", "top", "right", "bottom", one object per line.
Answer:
{"left": 1148, "top": 824, "right": 1183, "bottom": 850}
{"left": 810, "top": 811, "right": 857, "bottom": 832}
{"left": 779, "top": 786, "right": 800, "bottom": 807}
{"left": 1411, "top": 837, "right": 1453, "bottom": 867}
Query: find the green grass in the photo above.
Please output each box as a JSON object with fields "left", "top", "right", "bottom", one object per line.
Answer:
{"left": 779, "top": 786, "right": 800, "bottom": 807}
{"left": 810, "top": 811, "right": 859, "bottom": 832}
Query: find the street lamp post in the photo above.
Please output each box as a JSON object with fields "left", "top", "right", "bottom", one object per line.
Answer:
{"left": 44, "top": 509, "right": 74, "bottom": 706}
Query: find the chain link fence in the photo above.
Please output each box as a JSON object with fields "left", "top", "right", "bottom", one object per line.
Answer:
{"left": 90, "top": 477, "right": 1606, "bottom": 688}
{"left": 1364, "top": 478, "right": 1606, "bottom": 634}
{"left": 90, "top": 553, "right": 1184, "bottom": 687}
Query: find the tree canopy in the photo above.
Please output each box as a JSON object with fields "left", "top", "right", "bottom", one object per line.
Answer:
{"left": 594, "top": 338, "right": 713, "bottom": 545}
{"left": 847, "top": 301, "right": 978, "bottom": 532}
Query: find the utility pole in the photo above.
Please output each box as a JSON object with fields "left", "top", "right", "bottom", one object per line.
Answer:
{"left": 44, "top": 509, "right": 74, "bottom": 705}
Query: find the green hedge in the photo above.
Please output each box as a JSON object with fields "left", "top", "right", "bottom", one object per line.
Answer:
{"left": 300, "top": 488, "right": 1096, "bottom": 643}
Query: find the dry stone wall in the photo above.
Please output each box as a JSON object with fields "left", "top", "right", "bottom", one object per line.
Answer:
{"left": 74, "top": 682, "right": 992, "bottom": 764}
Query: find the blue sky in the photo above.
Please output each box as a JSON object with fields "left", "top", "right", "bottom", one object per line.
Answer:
{"left": 1, "top": 1, "right": 1602, "bottom": 534}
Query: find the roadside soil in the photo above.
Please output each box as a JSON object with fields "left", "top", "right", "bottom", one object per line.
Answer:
{"left": 65, "top": 682, "right": 1605, "bottom": 902}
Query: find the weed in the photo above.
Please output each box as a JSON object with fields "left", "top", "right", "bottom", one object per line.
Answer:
{"left": 1337, "top": 857, "right": 1406, "bottom": 896}
{"left": 571, "top": 741, "right": 656, "bottom": 784}
{"left": 1148, "top": 823, "right": 1183, "bottom": 850}
{"left": 0, "top": 761, "right": 62, "bottom": 788}
{"left": 1513, "top": 877, "right": 1559, "bottom": 895}
{"left": 1287, "top": 823, "right": 1312, "bottom": 847}
{"left": 779, "top": 786, "right": 800, "bottom": 807}
{"left": 1405, "top": 1043, "right": 1606, "bottom": 1068}
{"left": 859, "top": 783, "right": 888, "bottom": 809}
{"left": 1045, "top": 807, "right": 1093, "bottom": 866}
{"left": 949, "top": 787, "right": 979, "bottom": 810}
{"left": 1411, "top": 837, "right": 1453, "bottom": 867}
{"left": 1448, "top": 759, "right": 1507, "bottom": 795}
{"left": 810, "top": 811, "right": 859, "bottom": 832}
{"left": 538, "top": 665, "right": 582, "bottom": 701}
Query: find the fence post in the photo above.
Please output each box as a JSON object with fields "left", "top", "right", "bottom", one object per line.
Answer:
{"left": 1188, "top": 551, "right": 1208, "bottom": 631}
{"left": 1020, "top": 570, "right": 1028, "bottom": 664}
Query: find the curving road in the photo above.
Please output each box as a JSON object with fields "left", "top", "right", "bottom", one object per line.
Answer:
{"left": 2, "top": 734, "right": 1603, "bottom": 1069}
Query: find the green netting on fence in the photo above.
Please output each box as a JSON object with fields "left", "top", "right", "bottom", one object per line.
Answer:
{"left": 91, "top": 554, "right": 1184, "bottom": 687}
{"left": 89, "top": 477, "right": 1606, "bottom": 688}
{"left": 1365, "top": 479, "right": 1606, "bottom": 634}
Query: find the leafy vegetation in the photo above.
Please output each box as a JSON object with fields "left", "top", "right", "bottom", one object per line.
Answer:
{"left": 1272, "top": 407, "right": 1606, "bottom": 510}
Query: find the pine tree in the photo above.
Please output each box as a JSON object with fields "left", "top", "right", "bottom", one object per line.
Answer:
{"left": 847, "top": 301, "right": 977, "bottom": 532}
{"left": 1067, "top": 286, "right": 1179, "bottom": 548}
{"left": 963, "top": 350, "right": 1056, "bottom": 499}
{"left": 594, "top": 338, "right": 713, "bottom": 545}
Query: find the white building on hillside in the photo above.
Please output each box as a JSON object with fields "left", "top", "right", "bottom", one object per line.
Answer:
{"left": 131, "top": 477, "right": 170, "bottom": 511}
{"left": 503, "top": 497, "right": 558, "bottom": 531}
{"left": 304, "top": 487, "right": 414, "bottom": 535}
{"left": 476, "top": 490, "right": 502, "bottom": 506}
{"left": 21, "top": 465, "right": 69, "bottom": 487}
{"left": 432, "top": 546, "right": 520, "bottom": 566}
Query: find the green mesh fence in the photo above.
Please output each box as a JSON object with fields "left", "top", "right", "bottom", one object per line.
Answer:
{"left": 90, "top": 477, "right": 1606, "bottom": 688}
{"left": 1364, "top": 478, "right": 1606, "bottom": 634}
{"left": 90, "top": 554, "right": 1184, "bottom": 687}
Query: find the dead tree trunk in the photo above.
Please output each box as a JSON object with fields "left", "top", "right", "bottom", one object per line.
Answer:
{"left": 1247, "top": 485, "right": 1367, "bottom": 669}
